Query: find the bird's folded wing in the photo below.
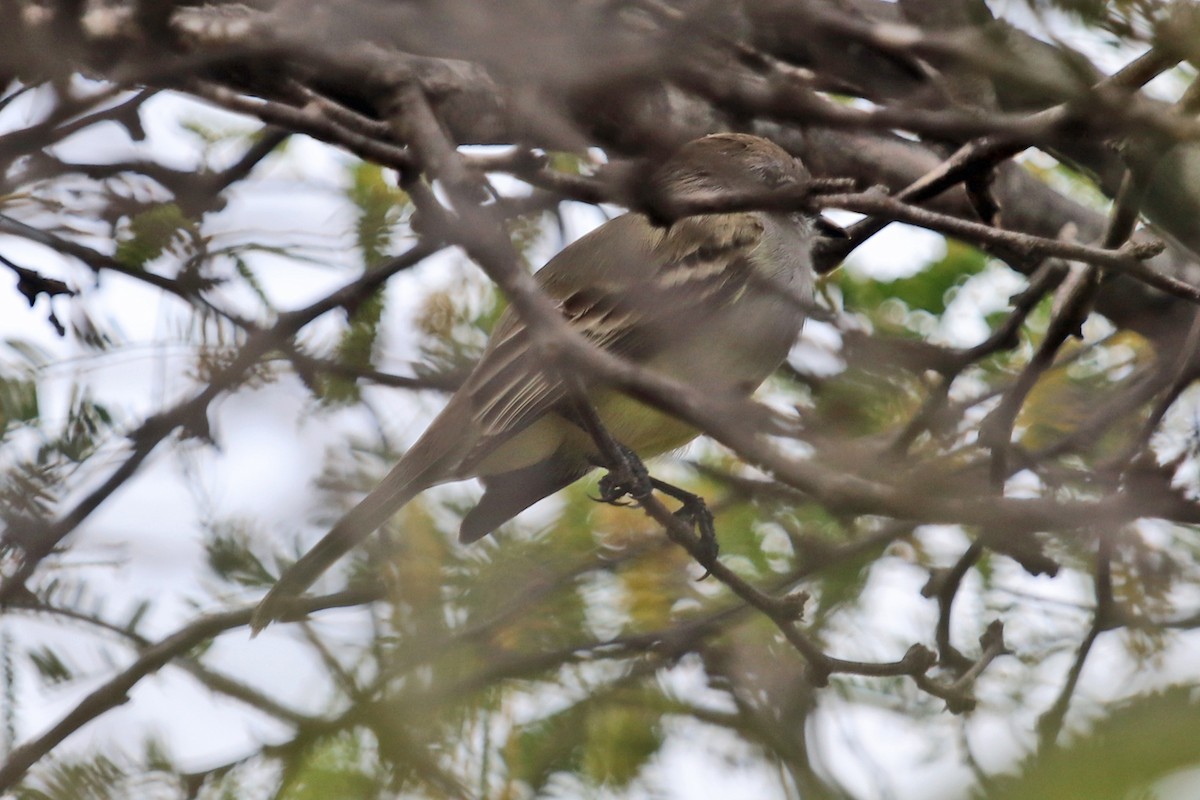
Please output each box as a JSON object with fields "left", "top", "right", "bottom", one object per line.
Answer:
{"left": 456, "top": 211, "right": 765, "bottom": 471}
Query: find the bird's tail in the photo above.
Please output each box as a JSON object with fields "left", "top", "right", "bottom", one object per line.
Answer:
{"left": 250, "top": 403, "right": 469, "bottom": 634}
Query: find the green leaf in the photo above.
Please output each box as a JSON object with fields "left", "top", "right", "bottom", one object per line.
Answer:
{"left": 0, "top": 375, "right": 39, "bottom": 430}
{"left": 507, "top": 704, "right": 589, "bottom": 792}
{"left": 346, "top": 162, "right": 408, "bottom": 267}
{"left": 0, "top": 460, "right": 59, "bottom": 525}
{"left": 54, "top": 390, "right": 115, "bottom": 463}
{"left": 316, "top": 161, "right": 415, "bottom": 403}
{"left": 321, "top": 288, "right": 386, "bottom": 405}
{"left": 13, "top": 753, "right": 125, "bottom": 800}
{"left": 231, "top": 254, "right": 273, "bottom": 309}
{"left": 114, "top": 204, "right": 194, "bottom": 269}
{"left": 581, "top": 705, "right": 662, "bottom": 787}
{"left": 204, "top": 523, "right": 278, "bottom": 587}
{"left": 546, "top": 150, "right": 589, "bottom": 175}
{"left": 278, "top": 731, "right": 381, "bottom": 800}
{"left": 992, "top": 687, "right": 1200, "bottom": 800}
{"left": 28, "top": 646, "right": 73, "bottom": 685}
{"left": 509, "top": 694, "right": 666, "bottom": 792}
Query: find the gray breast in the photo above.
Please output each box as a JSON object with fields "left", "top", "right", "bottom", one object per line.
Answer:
{"left": 655, "top": 211, "right": 814, "bottom": 391}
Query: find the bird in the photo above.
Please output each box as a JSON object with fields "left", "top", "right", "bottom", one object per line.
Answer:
{"left": 251, "top": 133, "right": 820, "bottom": 632}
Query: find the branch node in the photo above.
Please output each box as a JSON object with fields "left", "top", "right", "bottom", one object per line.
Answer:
{"left": 778, "top": 590, "right": 809, "bottom": 622}
{"left": 901, "top": 643, "right": 937, "bottom": 674}
{"left": 1122, "top": 238, "right": 1166, "bottom": 260}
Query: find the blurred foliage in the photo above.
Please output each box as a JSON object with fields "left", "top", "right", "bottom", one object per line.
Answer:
{"left": 277, "top": 732, "right": 382, "bottom": 800}
{"left": 1023, "top": 0, "right": 1165, "bottom": 40}
{"left": 114, "top": 204, "right": 196, "bottom": 270}
{"left": 838, "top": 240, "right": 989, "bottom": 333}
{"left": 506, "top": 692, "right": 666, "bottom": 792}
{"left": 988, "top": 687, "right": 1200, "bottom": 800}
{"left": 411, "top": 283, "right": 490, "bottom": 380}
{"left": 7, "top": 11, "right": 1200, "bottom": 797}
{"left": 812, "top": 366, "right": 923, "bottom": 438}
{"left": 12, "top": 754, "right": 127, "bottom": 800}
{"left": 1021, "top": 155, "right": 1113, "bottom": 214}
{"left": 12, "top": 742, "right": 183, "bottom": 800}
{"left": 10, "top": 147, "right": 1200, "bottom": 798}
{"left": 204, "top": 521, "right": 278, "bottom": 588}
{"left": 0, "top": 341, "right": 121, "bottom": 534}
{"left": 324, "top": 288, "right": 386, "bottom": 404}
{"left": 0, "top": 373, "right": 38, "bottom": 432}
{"left": 545, "top": 150, "right": 590, "bottom": 176}
{"left": 348, "top": 163, "right": 409, "bottom": 267}
{"left": 26, "top": 647, "right": 73, "bottom": 687}
{"left": 320, "top": 163, "right": 410, "bottom": 404}
{"left": 16, "top": 186, "right": 1196, "bottom": 794}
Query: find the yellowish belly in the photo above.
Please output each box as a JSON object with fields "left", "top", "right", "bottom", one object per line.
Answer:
{"left": 585, "top": 390, "right": 700, "bottom": 457}
{"left": 471, "top": 390, "right": 699, "bottom": 477}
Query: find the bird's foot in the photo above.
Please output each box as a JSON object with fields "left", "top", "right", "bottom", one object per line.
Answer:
{"left": 594, "top": 444, "right": 653, "bottom": 505}
{"left": 590, "top": 444, "right": 720, "bottom": 578}
{"left": 655, "top": 479, "right": 719, "bottom": 578}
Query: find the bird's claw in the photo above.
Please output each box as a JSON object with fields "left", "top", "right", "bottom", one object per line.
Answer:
{"left": 673, "top": 496, "right": 719, "bottom": 578}
{"left": 596, "top": 460, "right": 652, "bottom": 506}
{"left": 595, "top": 448, "right": 719, "bottom": 579}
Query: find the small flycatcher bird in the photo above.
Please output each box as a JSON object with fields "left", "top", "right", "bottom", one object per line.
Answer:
{"left": 252, "top": 133, "right": 820, "bottom": 631}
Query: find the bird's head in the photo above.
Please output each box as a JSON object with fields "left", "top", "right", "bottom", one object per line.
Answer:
{"left": 646, "top": 133, "right": 812, "bottom": 223}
